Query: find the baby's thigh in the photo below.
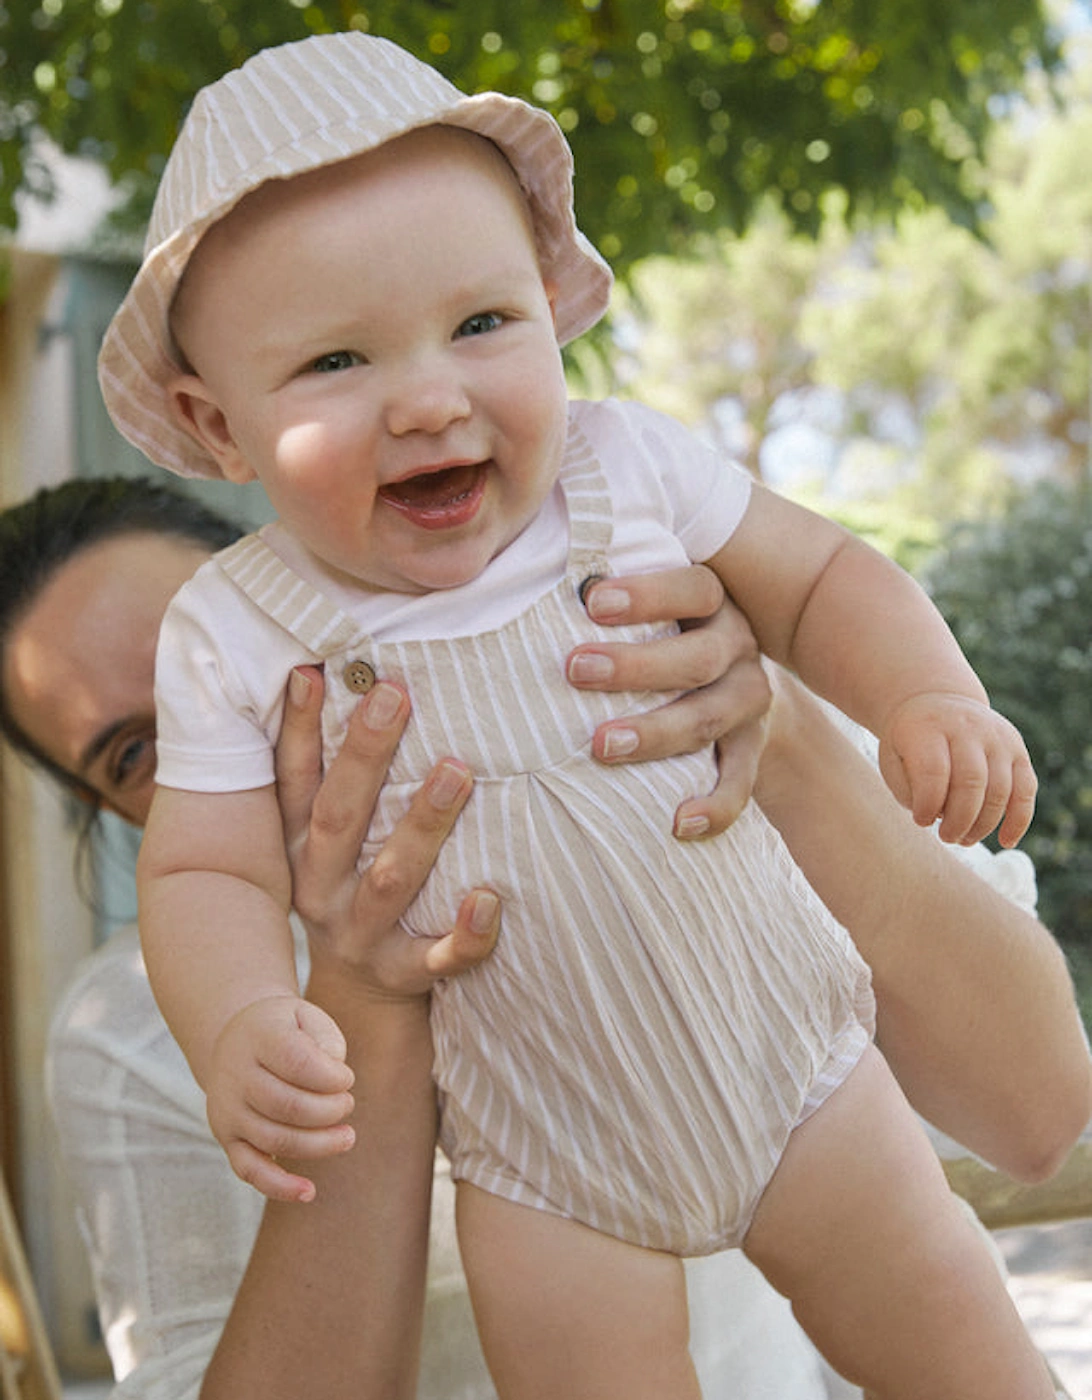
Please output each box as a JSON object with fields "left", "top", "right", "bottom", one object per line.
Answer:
{"left": 742, "top": 1045, "right": 1051, "bottom": 1399}
{"left": 742, "top": 1045, "right": 953, "bottom": 1313}
{"left": 455, "top": 1183, "right": 701, "bottom": 1400}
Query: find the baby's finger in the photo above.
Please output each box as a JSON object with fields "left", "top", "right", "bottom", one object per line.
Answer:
{"left": 224, "top": 1139, "right": 318, "bottom": 1204}
{"left": 995, "top": 754, "right": 1037, "bottom": 849}
{"left": 935, "top": 738, "right": 990, "bottom": 845}
{"left": 245, "top": 1068, "right": 356, "bottom": 1130}
{"left": 888, "top": 730, "right": 951, "bottom": 828}
{"left": 294, "top": 999, "right": 349, "bottom": 1061}
{"left": 258, "top": 1034, "right": 355, "bottom": 1097}
{"left": 953, "top": 749, "right": 1018, "bottom": 847}
{"left": 955, "top": 794, "right": 1008, "bottom": 849}
{"left": 235, "top": 1101, "right": 356, "bottom": 1160}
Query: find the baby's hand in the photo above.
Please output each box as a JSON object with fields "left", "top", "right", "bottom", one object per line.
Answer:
{"left": 877, "top": 692, "right": 1037, "bottom": 848}
{"left": 205, "top": 995, "right": 356, "bottom": 1203}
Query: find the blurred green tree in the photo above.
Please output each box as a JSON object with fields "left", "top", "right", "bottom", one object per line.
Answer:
{"left": 1, "top": 0, "right": 1059, "bottom": 274}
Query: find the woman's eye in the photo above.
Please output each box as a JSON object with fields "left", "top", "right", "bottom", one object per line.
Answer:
{"left": 112, "top": 735, "right": 153, "bottom": 787}
{"left": 310, "top": 350, "right": 361, "bottom": 373}
{"left": 457, "top": 312, "right": 503, "bottom": 338}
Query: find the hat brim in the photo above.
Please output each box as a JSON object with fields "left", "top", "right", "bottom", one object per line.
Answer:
{"left": 99, "top": 43, "right": 612, "bottom": 479}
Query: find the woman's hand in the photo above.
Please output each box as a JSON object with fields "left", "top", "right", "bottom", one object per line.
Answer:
{"left": 567, "top": 565, "right": 771, "bottom": 838}
{"left": 273, "top": 665, "right": 499, "bottom": 997}
{"left": 204, "top": 665, "right": 496, "bottom": 1400}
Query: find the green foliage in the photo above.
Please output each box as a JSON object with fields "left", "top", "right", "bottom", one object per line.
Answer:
{"left": 1, "top": 0, "right": 1059, "bottom": 275}
{"left": 922, "top": 483, "right": 1092, "bottom": 954}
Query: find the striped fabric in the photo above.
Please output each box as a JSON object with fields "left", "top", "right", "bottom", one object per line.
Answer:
{"left": 219, "top": 423, "right": 875, "bottom": 1255}
{"left": 97, "top": 31, "right": 613, "bottom": 480}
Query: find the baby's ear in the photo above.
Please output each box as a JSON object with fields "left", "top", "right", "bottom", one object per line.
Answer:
{"left": 166, "top": 374, "right": 256, "bottom": 484}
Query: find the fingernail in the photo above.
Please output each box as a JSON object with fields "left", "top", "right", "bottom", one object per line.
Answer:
{"left": 568, "top": 652, "right": 615, "bottom": 685}
{"left": 469, "top": 889, "right": 500, "bottom": 934}
{"left": 363, "top": 682, "right": 403, "bottom": 729}
{"left": 601, "top": 727, "right": 639, "bottom": 760}
{"left": 429, "top": 760, "right": 469, "bottom": 810}
{"left": 585, "top": 586, "right": 630, "bottom": 621}
{"left": 288, "top": 668, "right": 312, "bottom": 705}
{"left": 675, "top": 812, "right": 711, "bottom": 840}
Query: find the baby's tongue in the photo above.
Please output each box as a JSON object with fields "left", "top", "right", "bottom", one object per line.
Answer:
{"left": 379, "top": 463, "right": 484, "bottom": 528}
{"left": 382, "top": 464, "right": 474, "bottom": 507}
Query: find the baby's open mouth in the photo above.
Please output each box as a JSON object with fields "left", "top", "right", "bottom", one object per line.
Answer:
{"left": 378, "top": 463, "right": 486, "bottom": 529}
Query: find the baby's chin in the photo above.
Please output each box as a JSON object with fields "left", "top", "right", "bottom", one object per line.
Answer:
{"left": 394, "top": 521, "right": 539, "bottom": 595}
{"left": 359, "top": 546, "right": 500, "bottom": 597}
{"left": 390, "top": 554, "right": 500, "bottom": 595}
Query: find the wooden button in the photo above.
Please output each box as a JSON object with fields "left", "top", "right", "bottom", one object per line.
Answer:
{"left": 343, "top": 659, "right": 377, "bottom": 694}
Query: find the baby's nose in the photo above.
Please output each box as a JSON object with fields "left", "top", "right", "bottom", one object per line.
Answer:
{"left": 385, "top": 362, "right": 471, "bottom": 436}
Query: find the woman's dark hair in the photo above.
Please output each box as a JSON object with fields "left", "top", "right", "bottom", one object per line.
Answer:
{"left": 0, "top": 475, "right": 242, "bottom": 806}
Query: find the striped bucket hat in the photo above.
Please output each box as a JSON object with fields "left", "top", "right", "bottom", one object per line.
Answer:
{"left": 98, "top": 31, "right": 613, "bottom": 480}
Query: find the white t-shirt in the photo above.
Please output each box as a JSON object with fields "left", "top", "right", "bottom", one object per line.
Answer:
{"left": 154, "top": 398, "right": 752, "bottom": 792}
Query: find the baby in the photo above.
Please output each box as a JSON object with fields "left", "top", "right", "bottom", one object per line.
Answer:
{"left": 101, "top": 33, "right": 1048, "bottom": 1400}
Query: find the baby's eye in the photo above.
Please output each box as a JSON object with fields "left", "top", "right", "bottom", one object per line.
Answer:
{"left": 310, "top": 350, "right": 362, "bottom": 373}
{"left": 456, "top": 312, "right": 504, "bottom": 338}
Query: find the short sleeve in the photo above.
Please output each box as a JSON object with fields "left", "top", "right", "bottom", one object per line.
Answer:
{"left": 574, "top": 399, "right": 754, "bottom": 565}
{"left": 153, "top": 554, "right": 305, "bottom": 793}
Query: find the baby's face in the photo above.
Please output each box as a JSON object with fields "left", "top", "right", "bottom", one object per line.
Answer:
{"left": 169, "top": 127, "right": 569, "bottom": 594}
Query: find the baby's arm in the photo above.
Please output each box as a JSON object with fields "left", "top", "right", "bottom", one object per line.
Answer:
{"left": 137, "top": 783, "right": 354, "bottom": 1202}
{"left": 708, "top": 484, "right": 1036, "bottom": 846}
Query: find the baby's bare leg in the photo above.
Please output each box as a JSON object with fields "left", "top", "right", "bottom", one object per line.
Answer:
{"left": 743, "top": 1044, "right": 1053, "bottom": 1399}
{"left": 456, "top": 1184, "right": 702, "bottom": 1400}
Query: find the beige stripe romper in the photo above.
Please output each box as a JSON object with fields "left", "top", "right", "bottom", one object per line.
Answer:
{"left": 219, "top": 422, "right": 875, "bottom": 1256}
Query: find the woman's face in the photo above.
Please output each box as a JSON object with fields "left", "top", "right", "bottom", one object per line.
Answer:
{"left": 2, "top": 531, "right": 210, "bottom": 825}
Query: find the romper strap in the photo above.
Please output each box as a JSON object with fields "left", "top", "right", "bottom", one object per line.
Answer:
{"left": 217, "top": 535, "right": 365, "bottom": 658}
{"left": 218, "top": 414, "right": 615, "bottom": 651}
{"left": 559, "top": 420, "right": 613, "bottom": 575}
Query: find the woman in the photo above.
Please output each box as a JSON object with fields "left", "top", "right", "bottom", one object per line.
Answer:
{"left": 1, "top": 477, "right": 1088, "bottom": 1400}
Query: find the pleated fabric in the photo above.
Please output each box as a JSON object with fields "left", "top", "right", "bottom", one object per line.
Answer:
{"left": 219, "top": 421, "right": 874, "bottom": 1254}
